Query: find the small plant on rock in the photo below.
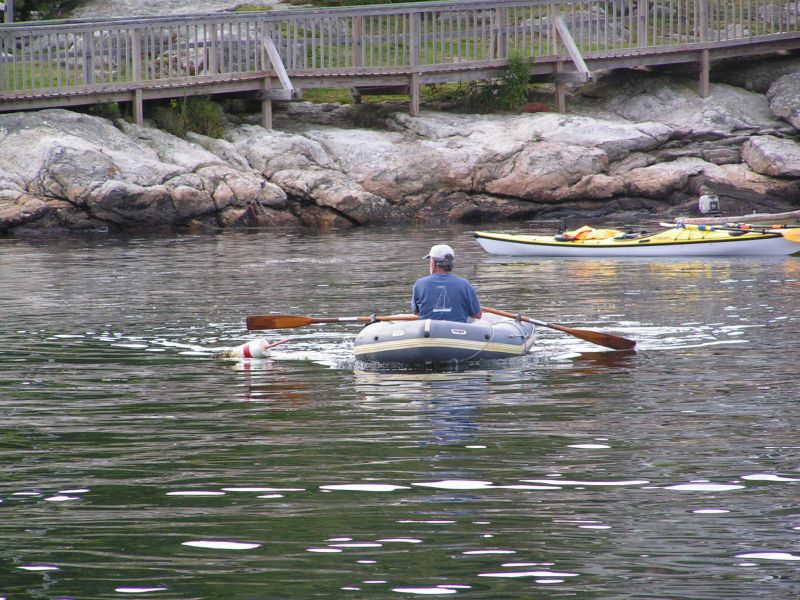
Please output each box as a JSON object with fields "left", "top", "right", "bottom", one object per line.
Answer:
{"left": 152, "top": 96, "right": 226, "bottom": 138}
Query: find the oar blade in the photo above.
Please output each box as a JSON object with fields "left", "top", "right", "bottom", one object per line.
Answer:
{"left": 246, "top": 315, "right": 316, "bottom": 330}
{"left": 548, "top": 323, "right": 638, "bottom": 351}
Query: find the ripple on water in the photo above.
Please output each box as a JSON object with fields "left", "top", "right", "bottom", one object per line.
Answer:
{"left": 740, "top": 474, "right": 799, "bottom": 482}
{"left": 412, "top": 480, "right": 494, "bottom": 490}
{"left": 479, "top": 570, "right": 579, "bottom": 578}
{"left": 521, "top": 478, "right": 649, "bottom": 487}
{"left": 664, "top": 483, "right": 745, "bottom": 492}
{"left": 221, "top": 486, "right": 306, "bottom": 492}
{"left": 391, "top": 588, "right": 457, "bottom": 595}
{"left": 320, "top": 484, "right": 410, "bottom": 492}
{"left": 182, "top": 541, "right": 261, "bottom": 550}
{"left": 735, "top": 552, "right": 800, "bottom": 561}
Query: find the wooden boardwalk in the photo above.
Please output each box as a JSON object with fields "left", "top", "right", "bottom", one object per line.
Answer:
{"left": 2, "top": 0, "right": 800, "bottom": 126}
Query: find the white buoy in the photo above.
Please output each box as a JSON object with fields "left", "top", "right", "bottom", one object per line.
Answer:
{"left": 224, "top": 338, "right": 290, "bottom": 359}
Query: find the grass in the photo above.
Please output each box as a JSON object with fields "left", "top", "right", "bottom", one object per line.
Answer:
{"left": 232, "top": 4, "right": 274, "bottom": 11}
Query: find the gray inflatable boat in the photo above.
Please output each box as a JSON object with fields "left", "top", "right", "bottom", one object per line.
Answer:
{"left": 353, "top": 316, "right": 535, "bottom": 365}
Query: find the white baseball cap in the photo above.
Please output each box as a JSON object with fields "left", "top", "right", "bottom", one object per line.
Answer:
{"left": 424, "top": 244, "right": 455, "bottom": 260}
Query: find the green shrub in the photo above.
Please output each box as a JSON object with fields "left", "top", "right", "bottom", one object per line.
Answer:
{"left": 423, "top": 56, "right": 531, "bottom": 113}
{"left": 11, "top": 0, "right": 80, "bottom": 20}
{"left": 85, "top": 102, "right": 123, "bottom": 120}
{"left": 152, "top": 96, "right": 226, "bottom": 138}
{"left": 498, "top": 55, "right": 531, "bottom": 111}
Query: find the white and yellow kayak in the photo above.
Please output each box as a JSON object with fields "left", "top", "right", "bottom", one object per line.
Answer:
{"left": 474, "top": 224, "right": 800, "bottom": 257}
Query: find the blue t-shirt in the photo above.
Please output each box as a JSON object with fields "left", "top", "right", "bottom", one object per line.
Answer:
{"left": 412, "top": 273, "right": 481, "bottom": 323}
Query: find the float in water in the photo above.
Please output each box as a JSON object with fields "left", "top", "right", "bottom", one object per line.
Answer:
{"left": 353, "top": 315, "right": 536, "bottom": 365}
{"left": 474, "top": 223, "right": 800, "bottom": 257}
{"left": 223, "top": 338, "right": 290, "bottom": 359}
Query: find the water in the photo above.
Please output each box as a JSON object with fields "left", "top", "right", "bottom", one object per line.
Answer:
{"left": 1, "top": 225, "right": 799, "bottom": 599}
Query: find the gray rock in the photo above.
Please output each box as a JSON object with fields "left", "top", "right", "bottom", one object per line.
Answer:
{"left": 4, "top": 62, "right": 800, "bottom": 236}
{"left": 767, "top": 72, "right": 800, "bottom": 130}
{"left": 573, "top": 71, "right": 782, "bottom": 135}
{"left": 742, "top": 136, "right": 800, "bottom": 177}
{"left": 713, "top": 56, "right": 800, "bottom": 93}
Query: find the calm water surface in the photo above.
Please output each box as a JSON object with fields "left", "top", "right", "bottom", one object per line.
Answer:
{"left": 1, "top": 225, "right": 798, "bottom": 599}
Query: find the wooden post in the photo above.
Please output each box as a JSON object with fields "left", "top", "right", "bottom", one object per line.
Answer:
{"left": 133, "top": 89, "right": 143, "bottom": 124}
{"left": 699, "top": 48, "right": 710, "bottom": 97}
{"left": 209, "top": 24, "right": 220, "bottom": 74}
{"left": 637, "top": 0, "right": 646, "bottom": 47}
{"left": 409, "top": 11, "right": 420, "bottom": 68}
{"left": 260, "top": 23, "right": 272, "bottom": 129}
{"left": 698, "top": 0, "right": 709, "bottom": 43}
{"left": 410, "top": 72, "right": 420, "bottom": 116}
{"left": 698, "top": 0, "right": 710, "bottom": 97}
{"left": 353, "top": 15, "right": 363, "bottom": 67}
{"left": 550, "top": 5, "right": 565, "bottom": 113}
{"left": 83, "top": 32, "right": 94, "bottom": 86}
{"left": 409, "top": 11, "right": 421, "bottom": 116}
{"left": 132, "top": 29, "right": 143, "bottom": 124}
{"left": 2, "top": 0, "right": 13, "bottom": 24}
{"left": 553, "top": 62, "right": 565, "bottom": 113}
{"left": 261, "top": 77, "right": 272, "bottom": 129}
{"left": 495, "top": 7, "right": 508, "bottom": 60}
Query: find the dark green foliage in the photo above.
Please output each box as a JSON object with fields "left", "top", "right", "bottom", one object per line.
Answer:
{"left": 498, "top": 55, "right": 531, "bottom": 111}
{"left": 11, "top": 0, "right": 79, "bottom": 20}
{"left": 151, "top": 96, "right": 226, "bottom": 139}
{"left": 83, "top": 102, "right": 125, "bottom": 120}
{"left": 425, "top": 55, "right": 532, "bottom": 113}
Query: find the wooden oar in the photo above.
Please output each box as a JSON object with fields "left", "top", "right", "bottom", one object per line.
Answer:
{"left": 246, "top": 313, "right": 419, "bottom": 330}
{"left": 482, "top": 306, "right": 637, "bottom": 351}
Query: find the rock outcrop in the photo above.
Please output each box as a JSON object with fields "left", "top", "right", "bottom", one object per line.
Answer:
{"left": 2, "top": 67, "right": 800, "bottom": 236}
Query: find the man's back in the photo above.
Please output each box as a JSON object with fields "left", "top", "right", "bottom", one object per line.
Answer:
{"left": 412, "top": 273, "right": 481, "bottom": 323}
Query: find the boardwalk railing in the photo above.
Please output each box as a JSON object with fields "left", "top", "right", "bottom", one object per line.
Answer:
{"left": 2, "top": 0, "right": 800, "bottom": 123}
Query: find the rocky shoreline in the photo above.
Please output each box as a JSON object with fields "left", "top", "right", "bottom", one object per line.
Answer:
{"left": 3, "top": 60, "right": 800, "bottom": 237}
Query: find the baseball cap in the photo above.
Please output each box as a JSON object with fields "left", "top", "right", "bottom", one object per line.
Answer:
{"left": 424, "top": 244, "right": 455, "bottom": 260}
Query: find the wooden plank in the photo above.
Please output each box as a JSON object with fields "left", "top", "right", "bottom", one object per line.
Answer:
{"left": 554, "top": 15, "right": 590, "bottom": 76}
{"left": 263, "top": 36, "right": 293, "bottom": 92}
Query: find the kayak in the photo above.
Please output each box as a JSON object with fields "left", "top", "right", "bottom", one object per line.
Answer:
{"left": 474, "top": 224, "right": 800, "bottom": 257}
{"left": 353, "top": 316, "right": 535, "bottom": 365}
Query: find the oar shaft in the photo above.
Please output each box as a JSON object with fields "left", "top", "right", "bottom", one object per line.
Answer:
{"left": 482, "top": 306, "right": 637, "bottom": 351}
{"left": 666, "top": 222, "right": 788, "bottom": 236}
{"left": 482, "top": 306, "right": 545, "bottom": 327}
{"left": 246, "top": 313, "right": 418, "bottom": 330}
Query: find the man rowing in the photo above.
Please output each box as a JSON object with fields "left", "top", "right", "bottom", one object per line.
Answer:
{"left": 412, "top": 243, "right": 482, "bottom": 323}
